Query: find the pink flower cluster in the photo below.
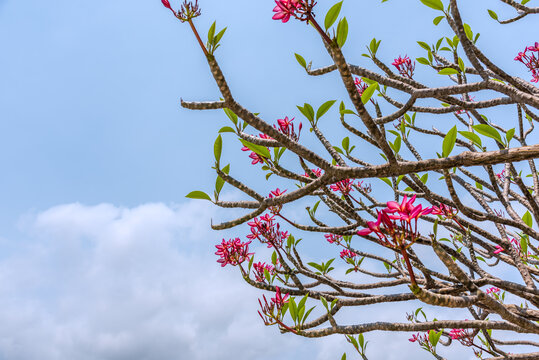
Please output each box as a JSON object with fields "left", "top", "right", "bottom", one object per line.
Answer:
{"left": 161, "top": 0, "right": 201, "bottom": 22}
{"left": 329, "top": 178, "right": 355, "bottom": 195}
{"left": 357, "top": 195, "right": 432, "bottom": 248}
{"left": 515, "top": 42, "right": 539, "bottom": 83}
{"left": 247, "top": 214, "right": 289, "bottom": 248}
{"left": 241, "top": 139, "right": 269, "bottom": 165}
{"left": 431, "top": 204, "right": 458, "bottom": 220}
{"left": 258, "top": 287, "right": 290, "bottom": 325}
{"left": 486, "top": 287, "right": 500, "bottom": 296}
{"left": 272, "top": 0, "right": 304, "bottom": 23}
{"left": 215, "top": 238, "right": 253, "bottom": 267}
{"left": 449, "top": 328, "right": 475, "bottom": 347}
{"left": 355, "top": 77, "right": 369, "bottom": 96}
{"left": 253, "top": 261, "right": 276, "bottom": 283}
{"left": 303, "top": 168, "right": 323, "bottom": 178}
{"left": 274, "top": 116, "right": 302, "bottom": 141}
{"left": 340, "top": 249, "right": 357, "bottom": 261}
{"left": 392, "top": 55, "right": 415, "bottom": 79}
{"left": 268, "top": 188, "right": 287, "bottom": 214}
{"left": 325, "top": 233, "right": 343, "bottom": 245}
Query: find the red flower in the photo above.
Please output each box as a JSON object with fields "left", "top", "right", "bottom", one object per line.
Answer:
{"left": 354, "top": 77, "right": 368, "bottom": 96}
{"left": 493, "top": 245, "right": 504, "bottom": 254}
{"left": 215, "top": 238, "right": 253, "bottom": 267}
{"left": 269, "top": 188, "right": 287, "bottom": 214}
{"left": 303, "top": 168, "right": 323, "bottom": 178}
{"left": 486, "top": 287, "right": 500, "bottom": 295}
{"left": 392, "top": 55, "right": 415, "bottom": 79}
{"left": 515, "top": 44, "right": 539, "bottom": 83}
{"left": 271, "top": 286, "right": 290, "bottom": 306}
{"left": 253, "top": 262, "right": 275, "bottom": 283}
{"left": 325, "top": 233, "right": 343, "bottom": 245}
{"left": 247, "top": 215, "right": 288, "bottom": 248}
{"left": 330, "top": 178, "right": 355, "bottom": 195}
{"left": 340, "top": 249, "right": 357, "bottom": 261}
{"left": 357, "top": 195, "right": 433, "bottom": 248}
{"left": 272, "top": 0, "right": 302, "bottom": 23}
{"left": 241, "top": 146, "right": 266, "bottom": 165}
{"left": 274, "top": 116, "right": 302, "bottom": 141}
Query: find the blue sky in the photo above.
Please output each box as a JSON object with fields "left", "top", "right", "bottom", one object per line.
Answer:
{"left": 0, "top": 0, "right": 536, "bottom": 359}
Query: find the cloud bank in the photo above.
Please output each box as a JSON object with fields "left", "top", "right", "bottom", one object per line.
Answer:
{"left": 0, "top": 202, "right": 465, "bottom": 360}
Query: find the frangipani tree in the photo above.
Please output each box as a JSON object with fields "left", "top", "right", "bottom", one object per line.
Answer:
{"left": 162, "top": 0, "right": 539, "bottom": 358}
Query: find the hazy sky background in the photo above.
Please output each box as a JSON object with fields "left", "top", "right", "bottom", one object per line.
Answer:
{"left": 0, "top": 0, "right": 536, "bottom": 359}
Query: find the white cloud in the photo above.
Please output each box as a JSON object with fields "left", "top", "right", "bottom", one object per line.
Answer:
{"left": 0, "top": 202, "right": 478, "bottom": 360}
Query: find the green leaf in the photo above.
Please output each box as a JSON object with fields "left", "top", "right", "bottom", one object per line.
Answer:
{"left": 289, "top": 297, "right": 298, "bottom": 322}
{"left": 523, "top": 211, "right": 533, "bottom": 228}
{"left": 324, "top": 1, "right": 343, "bottom": 30}
{"left": 223, "top": 108, "right": 238, "bottom": 125}
{"left": 417, "top": 41, "right": 431, "bottom": 51}
{"left": 380, "top": 177, "right": 392, "bottom": 187}
{"left": 239, "top": 139, "right": 270, "bottom": 159}
{"left": 473, "top": 124, "right": 503, "bottom": 145}
{"left": 463, "top": 23, "right": 473, "bottom": 40}
{"left": 214, "top": 27, "right": 227, "bottom": 45}
{"left": 506, "top": 128, "right": 515, "bottom": 145}
{"left": 458, "top": 57, "right": 465, "bottom": 73}
{"left": 416, "top": 57, "right": 430, "bottom": 65}
{"left": 459, "top": 131, "right": 482, "bottom": 147}
{"left": 207, "top": 21, "right": 216, "bottom": 44}
{"left": 429, "top": 329, "right": 443, "bottom": 347}
{"left": 336, "top": 17, "right": 348, "bottom": 48}
{"left": 342, "top": 137, "right": 350, "bottom": 151}
{"left": 186, "top": 191, "right": 212, "bottom": 201}
{"left": 442, "top": 126, "right": 457, "bottom": 157}
{"left": 433, "top": 15, "right": 444, "bottom": 25}
{"left": 521, "top": 236, "right": 528, "bottom": 258}
{"left": 341, "top": 353, "right": 346, "bottom": 360}
{"left": 487, "top": 9, "right": 498, "bottom": 21}
{"left": 294, "top": 53, "right": 307, "bottom": 68}
{"left": 316, "top": 100, "right": 337, "bottom": 120}
{"left": 218, "top": 126, "right": 235, "bottom": 134}
{"left": 361, "top": 82, "right": 378, "bottom": 104}
{"left": 297, "top": 103, "right": 315, "bottom": 122}
{"left": 391, "top": 134, "right": 401, "bottom": 153}
{"left": 420, "top": 0, "right": 444, "bottom": 11}
{"left": 214, "top": 135, "right": 222, "bottom": 163}
{"left": 438, "top": 68, "right": 459, "bottom": 75}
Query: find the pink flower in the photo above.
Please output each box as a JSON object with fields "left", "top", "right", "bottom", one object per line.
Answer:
{"left": 303, "top": 168, "right": 323, "bottom": 178}
{"left": 392, "top": 55, "right": 415, "bottom": 79}
{"left": 272, "top": 0, "right": 301, "bottom": 23}
{"left": 340, "top": 249, "right": 357, "bottom": 261}
{"left": 450, "top": 328, "right": 466, "bottom": 340}
{"left": 431, "top": 204, "right": 457, "bottom": 219}
{"left": 268, "top": 188, "right": 287, "bottom": 214}
{"left": 486, "top": 287, "right": 500, "bottom": 295}
{"left": 247, "top": 214, "right": 288, "bottom": 248}
{"left": 253, "top": 262, "right": 275, "bottom": 283}
{"left": 515, "top": 44, "right": 539, "bottom": 83}
{"left": 493, "top": 245, "right": 504, "bottom": 254}
{"left": 357, "top": 195, "right": 433, "bottom": 248}
{"left": 271, "top": 286, "right": 290, "bottom": 306}
{"left": 162, "top": 0, "right": 172, "bottom": 10}
{"left": 274, "top": 116, "right": 302, "bottom": 141}
{"left": 450, "top": 327, "right": 475, "bottom": 346}
{"left": 215, "top": 238, "right": 253, "bottom": 267}
{"left": 241, "top": 146, "right": 266, "bottom": 165}
{"left": 527, "top": 42, "right": 539, "bottom": 52}
{"left": 354, "top": 77, "right": 369, "bottom": 96}
{"left": 325, "top": 233, "right": 343, "bottom": 245}
{"left": 330, "top": 178, "right": 355, "bottom": 195}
